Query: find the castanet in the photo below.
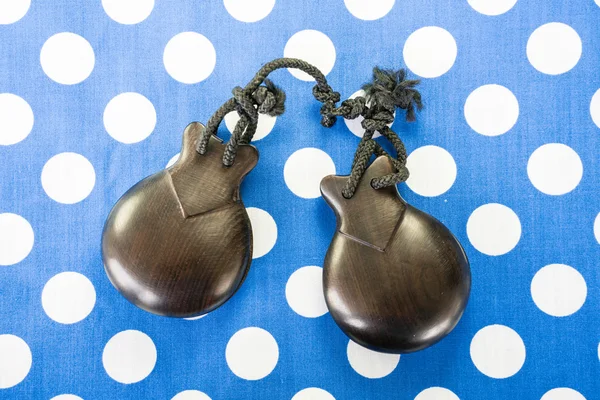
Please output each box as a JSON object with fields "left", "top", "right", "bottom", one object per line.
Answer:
{"left": 321, "top": 156, "right": 471, "bottom": 353}
{"left": 101, "top": 57, "right": 470, "bottom": 355}
{"left": 102, "top": 122, "right": 256, "bottom": 317}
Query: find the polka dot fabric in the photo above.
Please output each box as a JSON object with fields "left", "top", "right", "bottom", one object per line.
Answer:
{"left": 0, "top": 1, "right": 598, "bottom": 399}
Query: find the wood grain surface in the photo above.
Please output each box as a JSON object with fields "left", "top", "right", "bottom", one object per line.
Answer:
{"left": 102, "top": 122, "right": 257, "bottom": 317}
{"left": 321, "top": 156, "right": 471, "bottom": 353}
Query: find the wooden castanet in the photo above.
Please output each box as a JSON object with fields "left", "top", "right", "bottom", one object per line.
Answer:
{"left": 321, "top": 156, "right": 471, "bottom": 353}
{"left": 102, "top": 122, "right": 257, "bottom": 317}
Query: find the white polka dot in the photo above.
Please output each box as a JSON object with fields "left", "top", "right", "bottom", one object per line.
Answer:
{"left": 344, "top": 89, "right": 395, "bottom": 138}
{"left": 470, "top": 324, "right": 525, "bottom": 379}
{"left": 527, "top": 23, "right": 581, "bottom": 75}
{"left": 541, "top": 388, "right": 586, "bottom": 400}
{"left": 527, "top": 143, "right": 583, "bottom": 195}
{"left": 415, "top": 387, "right": 460, "bottom": 400}
{"left": 286, "top": 266, "right": 328, "bottom": 318}
{"left": 344, "top": 0, "right": 395, "bottom": 20}
{"left": 246, "top": 207, "right": 277, "bottom": 259}
{"left": 50, "top": 395, "right": 83, "bottom": 400}
{"left": 292, "top": 388, "right": 336, "bottom": 400}
{"left": 0, "top": 0, "right": 30, "bottom": 24}
{"left": 467, "top": 203, "right": 521, "bottom": 256}
{"left": 596, "top": 0, "right": 600, "bottom": 7}
{"left": 164, "top": 32, "right": 216, "bottom": 84}
{"left": 403, "top": 27, "right": 457, "bottom": 78}
{"left": 464, "top": 84, "right": 519, "bottom": 136}
{"left": 594, "top": 213, "right": 600, "bottom": 245}
{"left": 0, "top": 334, "right": 32, "bottom": 389}
{"left": 531, "top": 264, "right": 587, "bottom": 317}
{"left": 225, "top": 112, "right": 276, "bottom": 142}
{"left": 590, "top": 89, "right": 600, "bottom": 129}
{"left": 171, "top": 390, "right": 212, "bottom": 400}
{"left": 0, "top": 213, "right": 34, "bottom": 266}
{"left": 104, "top": 92, "right": 157, "bottom": 144}
{"left": 102, "top": 0, "right": 154, "bottom": 24}
{"left": 284, "top": 148, "right": 336, "bottom": 199}
{"left": 223, "top": 0, "right": 275, "bottom": 22}
{"left": 184, "top": 315, "right": 206, "bottom": 321}
{"left": 103, "top": 330, "right": 157, "bottom": 384}
{"left": 283, "top": 30, "right": 336, "bottom": 81}
{"left": 405, "top": 145, "right": 457, "bottom": 197}
{"left": 40, "top": 33, "right": 95, "bottom": 85}
{"left": 0, "top": 93, "right": 34, "bottom": 146}
{"left": 42, "top": 272, "right": 96, "bottom": 324}
{"left": 226, "top": 327, "right": 278, "bottom": 380}
{"left": 166, "top": 153, "right": 180, "bottom": 168}
{"left": 347, "top": 340, "right": 400, "bottom": 379}
{"left": 41, "top": 153, "right": 96, "bottom": 204}
{"left": 467, "top": 0, "right": 517, "bottom": 15}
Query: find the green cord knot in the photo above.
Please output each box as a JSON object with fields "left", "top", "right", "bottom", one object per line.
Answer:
{"left": 253, "top": 79, "right": 286, "bottom": 117}
{"left": 313, "top": 85, "right": 341, "bottom": 128}
{"left": 363, "top": 67, "right": 422, "bottom": 122}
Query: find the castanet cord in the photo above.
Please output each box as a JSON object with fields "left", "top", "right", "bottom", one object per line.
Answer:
{"left": 199, "top": 58, "right": 422, "bottom": 199}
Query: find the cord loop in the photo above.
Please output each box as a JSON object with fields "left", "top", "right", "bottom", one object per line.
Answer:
{"left": 200, "top": 58, "right": 422, "bottom": 197}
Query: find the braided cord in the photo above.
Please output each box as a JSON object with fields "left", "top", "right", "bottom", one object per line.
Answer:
{"left": 199, "top": 58, "right": 422, "bottom": 198}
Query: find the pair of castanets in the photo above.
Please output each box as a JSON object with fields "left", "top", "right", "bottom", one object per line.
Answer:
{"left": 101, "top": 58, "right": 470, "bottom": 354}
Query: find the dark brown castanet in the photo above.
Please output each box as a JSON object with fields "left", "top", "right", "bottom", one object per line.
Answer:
{"left": 102, "top": 122, "right": 256, "bottom": 317}
{"left": 321, "top": 156, "right": 471, "bottom": 353}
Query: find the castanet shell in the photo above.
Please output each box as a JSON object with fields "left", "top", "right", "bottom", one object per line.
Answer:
{"left": 320, "top": 156, "right": 471, "bottom": 353}
{"left": 102, "top": 122, "right": 257, "bottom": 317}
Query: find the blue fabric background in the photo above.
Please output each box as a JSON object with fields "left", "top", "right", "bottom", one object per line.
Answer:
{"left": 1, "top": 0, "right": 599, "bottom": 399}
